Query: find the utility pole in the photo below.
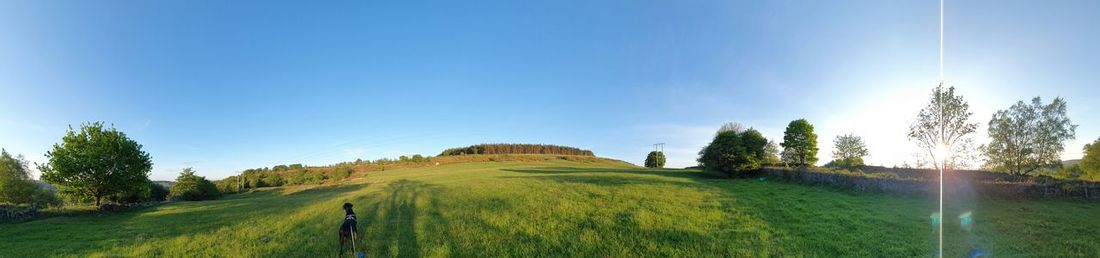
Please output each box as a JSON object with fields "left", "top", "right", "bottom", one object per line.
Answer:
{"left": 653, "top": 143, "right": 665, "bottom": 153}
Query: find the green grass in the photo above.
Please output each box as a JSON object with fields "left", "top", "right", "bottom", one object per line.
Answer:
{"left": 3, "top": 158, "right": 1098, "bottom": 257}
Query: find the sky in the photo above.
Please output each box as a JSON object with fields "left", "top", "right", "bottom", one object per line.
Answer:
{"left": 1, "top": 0, "right": 1098, "bottom": 181}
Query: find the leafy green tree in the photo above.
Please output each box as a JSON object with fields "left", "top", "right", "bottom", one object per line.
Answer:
{"left": 699, "top": 128, "right": 768, "bottom": 177}
{"left": 780, "top": 119, "right": 819, "bottom": 166}
{"left": 764, "top": 140, "right": 780, "bottom": 165}
{"left": 1059, "top": 164, "right": 1084, "bottom": 179}
{"left": 169, "top": 168, "right": 220, "bottom": 201}
{"left": 0, "top": 149, "right": 40, "bottom": 205}
{"left": 1082, "top": 138, "right": 1100, "bottom": 180}
{"left": 831, "top": 134, "right": 869, "bottom": 168}
{"left": 982, "top": 97, "right": 1077, "bottom": 175}
{"left": 39, "top": 122, "right": 153, "bottom": 206}
{"left": 908, "top": 84, "right": 978, "bottom": 170}
{"left": 644, "top": 151, "right": 666, "bottom": 168}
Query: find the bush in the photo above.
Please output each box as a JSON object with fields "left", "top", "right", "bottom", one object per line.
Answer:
{"left": 644, "top": 151, "right": 666, "bottom": 168}
{"left": 330, "top": 166, "right": 353, "bottom": 181}
{"left": 698, "top": 127, "right": 768, "bottom": 177}
{"left": 168, "top": 168, "right": 220, "bottom": 201}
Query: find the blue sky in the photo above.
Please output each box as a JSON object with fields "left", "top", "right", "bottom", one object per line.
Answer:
{"left": 2, "top": 1, "right": 1098, "bottom": 180}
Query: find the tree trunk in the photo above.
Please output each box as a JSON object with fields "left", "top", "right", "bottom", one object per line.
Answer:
{"left": 95, "top": 195, "right": 102, "bottom": 207}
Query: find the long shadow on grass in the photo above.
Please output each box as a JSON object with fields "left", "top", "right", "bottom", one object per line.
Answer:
{"left": 362, "top": 179, "right": 427, "bottom": 258}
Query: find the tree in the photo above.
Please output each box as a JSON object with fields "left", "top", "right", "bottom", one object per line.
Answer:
{"left": 644, "top": 151, "right": 666, "bottom": 168}
{"left": 831, "top": 134, "right": 869, "bottom": 168}
{"left": 1082, "top": 137, "right": 1100, "bottom": 179}
{"left": 169, "top": 168, "right": 220, "bottom": 201}
{"left": 0, "top": 149, "right": 40, "bottom": 205}
{"left": 39, "top": 122, "right": 153, "bottom": 206}
{"left": 779, "top": 148, "right": 798, "bottom": 166}
{"left": 907, "top": 84, "right": 978, "bottom": 170}
{"left": 698, "top": 128, "right": 768, "bottom": 177}
{"left": 1059, "top": 164, "right": 1084, "bottom": 179}
{"left": 982, "top": 97, "right": 1077, "bottom": 175}
{"left": 780, "top": 119, "right": 819, "bottom": 166}
{"left": 764, "top": 140, "right": 780, "bottom": 165}
{"left": 717, "top": 122, "right": 746, "bottom": 134}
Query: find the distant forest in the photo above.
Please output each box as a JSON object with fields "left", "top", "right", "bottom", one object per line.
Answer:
{"left": 440, "top": 144, "right": 594, "bottom": 156}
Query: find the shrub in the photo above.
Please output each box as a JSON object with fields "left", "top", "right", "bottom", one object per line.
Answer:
{"left": 169, "top": 168, "right": 220, "bottom": 201}
{"left": 698, "top": 128, "right": 768, "bottom": 177}
{"left": 331, "top": 166, "right": 353, "bottom": 181}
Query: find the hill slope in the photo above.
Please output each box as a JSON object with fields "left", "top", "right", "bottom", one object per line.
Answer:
{"left": 3, "top": 159, "right": 1098, "bottom": 257}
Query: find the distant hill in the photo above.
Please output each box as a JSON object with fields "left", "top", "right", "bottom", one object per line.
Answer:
{"left": 1063, "top": 159, "right": 1081, "bottom": 166}
{"left": 440, "top": 144, "right": 595, "bottom": 156}
{"left": 153, "top": 181, "right": 174, "bottom": 188}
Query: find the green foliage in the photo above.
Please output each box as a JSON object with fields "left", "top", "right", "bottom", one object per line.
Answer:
{"left": 168, "top": 168, "right": 220, "bottom": 201}
{"left": 907, "top": 84, "right": 978, "bottom": 170}
{"left": 440, "top": 144, "right": 595, "bottom": 156}
{"left": 38, "top": 122, "right": 153, "bottom": 206}
{"left": 644, "top": 151, "right": 666, "bottom": 168}
{"left": 107, "top": 179, "right": 167, "bottom": 203}
{"left": 983, "top": 97, "right": 1077, "bottom": 175}
{"left": 0, "top": 149, "right": 51, "bottom": 205}
{"left": 781, "top": 119, "right": 819, "bottom": 166}
{"left": 831, "top": 134, "right": 869, "bottom": 168}
{"left": 699, "top": 128, "right": 768, "bottom": 177}
{"left": 330, "top": 166, "right": 353, "bottom": 181}
{"left": 150, "top": 183, "right": 169, "bottom": 201}
{"left": 287, "top": 170, "right": 326, "bottom": 185}
{"left": 1058, "top": 164, "right": 1084, "bottom": 179}
{"left": 764, "top": 140, "right": 780, "bottom": 165}
{"left": 1082, "top": 138, "right": 1100, "bottom": 180}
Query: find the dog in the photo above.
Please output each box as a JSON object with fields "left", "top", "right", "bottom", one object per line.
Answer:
{"left": 338, "top": 202, "right": 359, "bottom": 257}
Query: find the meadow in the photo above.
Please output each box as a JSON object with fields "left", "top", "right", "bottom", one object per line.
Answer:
{"left": 3, "top": 157, "right": 1098, "bottom": 257}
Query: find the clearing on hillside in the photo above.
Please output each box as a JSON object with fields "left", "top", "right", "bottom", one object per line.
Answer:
{"left": 3, "top": 156, "right": 1098, "bottom": 257}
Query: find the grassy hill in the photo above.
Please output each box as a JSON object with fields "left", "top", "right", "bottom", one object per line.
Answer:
{"left": 3, "top": 156, "right": 1098, "bottom": 257}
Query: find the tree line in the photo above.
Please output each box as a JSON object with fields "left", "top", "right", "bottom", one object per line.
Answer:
{"left": 687, "top": 84, "right": 1100, "bottom": 181}
{"left": 440, "top": 144, "right": 594, "bottom": 156}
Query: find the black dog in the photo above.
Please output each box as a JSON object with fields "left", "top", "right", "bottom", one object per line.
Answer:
{"left": 338, "top": 202, "right": 359, "bottom": 257}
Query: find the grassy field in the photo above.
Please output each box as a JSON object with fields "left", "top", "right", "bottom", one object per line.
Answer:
{"left": 3, "top": 157, "right": 1098, "bottom": 257}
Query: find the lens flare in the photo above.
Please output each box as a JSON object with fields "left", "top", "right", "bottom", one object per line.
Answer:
{"left": 959, "top": 211, "right": 973, "bottom": 228}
